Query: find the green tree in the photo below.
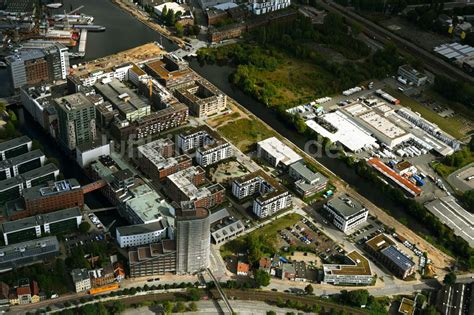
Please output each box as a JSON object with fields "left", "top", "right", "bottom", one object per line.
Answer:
{"left": 421, "top": 305, "right": 440, "bottom": 315}
{"left": 188, "top": 302, "right": 198, "bottom": 312}
{"left": 163, "top": 301, "right": 173, "bottom": 314}
{"left": 0, "top": 101, "right": 6, "bottom": 114}
{"left": 192, "top": 24, "right": 200, "bottom": 36}
{"left": 79, "top": 222, "right": 91, "bottom": 234}
{"left": 97, "top": 303, "right": 108, "bottom": 315}
{"left": 254, "top": 269, "right": 271, "bottom": 287}
{"left": 304, "top": 284, "right": 314, "bottom": 295}
{"left": 187, "top": 287, "right": 200, "bottom": 301}
{"left": 266, "top": 311, "right": 276, "bottom": 315}
{"left": 175, "top": 22, "right": 184, "bottom": 37}
{"left": 443, "top": 272, "right": 457, "bottom": 285}
{"left": 82, "top": 304, "right": 98, "bottom": 315}
{"left": 174, "top": 301, "right": 186, "bottom": 313}
{"left": 462, "top": 190, "right": 474, "bottom": 212}
{"left": 341, "top": 289, "right": 369, "bottom": 307}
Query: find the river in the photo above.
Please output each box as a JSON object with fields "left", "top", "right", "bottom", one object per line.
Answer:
{"left": 1, "top": 0, "right": 427, "bottom": 233}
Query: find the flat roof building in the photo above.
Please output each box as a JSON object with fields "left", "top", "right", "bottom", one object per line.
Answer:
{"left": 288, "top": 161, "right": 328, "bottom": 197}
{"left": 116, "top": 221, "right": 168, "bottom": 248}
{"left": 175, "top": 79, "right": 227, "bottom": 118}
{"left": 0, "top": 136, "right": 32, "bottom": 161}
{"left": 0, "top": 149, "right": 45, "bottom": 181}
{"left": 128, "top": 240, "right": 177, "bottom": 278}
{"left": 323, "top": 251, "right": 373, "bottom": 286}
{"left": 257, "top": 137, "right": 302, "bottom": 168}
{"left": 323, "top": 193, "right": 368, "bottom": 233}
{"left": 398, "top": 65, "right": 428, "bottom": 87}
{"left": 365, "top": 234, "right": 416, "bottom": 279}
{"left": 0, "top": 236, "right": 59, "bottom": 273}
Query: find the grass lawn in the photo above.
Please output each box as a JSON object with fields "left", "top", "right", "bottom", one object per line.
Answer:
{"left": 385, "top": 87, "right": 466, "bottom": 139}
{"left": 217, "top": 117, "right": 278, "bottom": 153}
{"left": 220, "top": 213, "right": 302, "bottom": 258}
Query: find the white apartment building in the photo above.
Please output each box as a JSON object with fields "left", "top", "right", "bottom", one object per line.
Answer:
{"left": 323, "top": 194, "right": 368, "bottom": 233}
{"left": 231, "top": 175, "right": 263, "bottom": 199}
{"left": 70, "top": 269, "right": 92, "bottom": 293}
{"left": 196, "top": 142, "right": 233, "bottom": 167}
{"left": 249, "top": 0, "right": 291, "bottom": 15}
{"left": 178, "top": 129, "right": 210, "bottom": 152}
{"left": 116, "top": 221, "right": 168, "bottom": 248}
{"left": 323, "top": 251, "right": 373, "bottom": 286}
{"left": 253, "top": 190, "right": 292, "bottom": 218}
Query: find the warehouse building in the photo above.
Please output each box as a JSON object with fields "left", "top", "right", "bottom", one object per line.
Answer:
{"left": 397, "top": 65, "right": 428, "bottom": 87}
{"left": 365, "top": 234, "right": 415, "bottom": 279}
{"left": 257, "top": 137, "right": 302, "bottom": 168}
{"left": 116, "top": 220, "right": 169, "bottom": 248}
{"left": 322, "top": 251, "right": 373, "bottom": 286}
{"left": 0, "top": 236, "right": 60, "bottom": 273}
{"left": 128, "top": 239, "right": 177, "bottom": 277}
{"left": 323, "top": 193, "right": 368, "bottom": 233}
{"left": 1, "top": 207, "right": 82, "bottom": 245}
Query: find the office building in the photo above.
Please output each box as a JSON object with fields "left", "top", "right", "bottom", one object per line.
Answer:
{"left": 0, "top": 136, "right": 32, "bottom": 161}
{"left": 123, "top": 183, "right": 175, "bottom": 225}
{"left": 365, "top": 234, "right": 416, "bottom": 279}
{"left": 94, "top": 78, "right": 151, "bottom": 122}
{"left": 257, "top": 137, "right": 302, "bottom": 168}
{"left": 249, "top": 0, "right": 291, "bottom": 15}
{"left": 20, "top": 179, "right": 84, "bottom": 217}
{"left": 116, "top": 221, "right": 168, "bottom": 248}
{"left": 397, "top": 65, "right": 428, "bottom": 86}
{"left": 1, "top": 207, "right": 82, "bottom": 245}
{"left": 137, "top": 139, "right": 192, "bottom": 181}
{"left": 0, "top": 236, "right": 59, "bottom": 273}
{"left": 0, "top": 163, "right": 59, "bottom": 205}
{"left": 166, "top": 166, "right": 226, "bottom": 209}
{"left": 176, "top": 207, "right": 211, "bottom": 274}
{"left": 288, "top": 161, "right": 328, "bottom": 197}
{"left": 232, "top": 171, "right": 292, "bottom": 218}
{"left": 175, "top": 79, "right": 227, "bottom": 118}
{"left": 19, "top": 84, "right": 61, "bottom": 132}
{"left": 54, "top": 92, "right": 97, "bottom": 151}
{"left": 0, "top": 150, "right": 45, "bottom": 180}
{"left": 323, "top": 194, "right": 368, "bottom": 233}
{"left": 323, "top": 251, "right": 373, "bottom": 286}
{"left": 70, "top": 268, "right": 92, "bottom": 293}
{"left": 128, "top": 240, "right": 177, "bottom": 277}
{"left": 211, "top": 217, "right": 245, "bottom": 244}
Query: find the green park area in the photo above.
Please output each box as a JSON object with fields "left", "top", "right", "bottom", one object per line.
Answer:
{"left": 217, "top": 117, "right": 278, "bottom": 153}
{"left": 220, "top": 213, "right": 302, "bottom": 260}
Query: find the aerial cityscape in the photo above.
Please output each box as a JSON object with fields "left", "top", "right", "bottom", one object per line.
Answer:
{"left": 0, "top": 0, "right": 473, "bottom": 314}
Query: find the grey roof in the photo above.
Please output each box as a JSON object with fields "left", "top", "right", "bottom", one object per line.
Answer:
{"left": 326, "top": 194, "right": 366, "bottom": 219}
{"left": 6, "top": 49, "right": 45, "bottom": 63}
{"left": 380, "top": 245, "right": 415, "bottom": 271}
{"left": 0, "top": 136, "right": 31, "bottom": 154}
{"left": 209, "top": 208, "right": 230, "bottom": 224}
{"left": 22, "top": 178, "right": 81, "bottom": 201}
{"left": 0, "top": 163, "right": 58, "bottom": 192}
{"left": 116, "top": 221, "right": 167, "bottom": 237}
{"left": 94, "top": 79, "right": 148, "bottom": 115}
{"left": 0, "top": 149, "right": 44, "bottom": 170}
{"left": 211, "top": 219, "right": 244, "bottom": 243}
{"left": 2, "top": 207, "right": 81, "bottom": 234}
{"left": 0, "top": 236, "right": 59, "bottom": 270}
{"left": 289, "top": 162, "right": 324, "bottom": 184}
{"left": 54, "top": 92, "right": 95, "bottom": 112}
{"left": 70, "top": 268, "right": 90, "bottom": 283}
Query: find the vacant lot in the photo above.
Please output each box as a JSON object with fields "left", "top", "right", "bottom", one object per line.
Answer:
{"left": 217, "top": 118, "right": 278, "bottom": 153}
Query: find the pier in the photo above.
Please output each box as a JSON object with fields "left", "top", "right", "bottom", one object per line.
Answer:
{"left": 77, "top": 29, "right": 87, "bottom": 58}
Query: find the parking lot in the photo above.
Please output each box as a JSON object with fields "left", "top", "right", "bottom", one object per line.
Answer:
{"left": 277, "top": 217, "right": 344, "bottom": 264}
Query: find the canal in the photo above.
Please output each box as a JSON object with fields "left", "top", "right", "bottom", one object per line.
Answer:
{"left": 1, "top": 0, "right": 427, "bottom": 233}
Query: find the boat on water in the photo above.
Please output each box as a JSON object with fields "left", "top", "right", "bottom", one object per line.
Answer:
{"left": 46, "top": 3, "right": 63, "bottom": 9}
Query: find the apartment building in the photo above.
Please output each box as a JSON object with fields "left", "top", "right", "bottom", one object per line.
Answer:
{"left": 54, "top": 92, "right": 97, "bottom": 151}
{"left": 0, "top": 136, "right": 32, "bottom": 161}
{"left": 257, "top": 137, "right": 302, "bottom": 168}
{"left": 323, "top": 194, "right": 368, "bottom": 233}
{"left": 0, "top": 150, "right": 45, "bottom": 180}
{"left": 232, "top": 171, "right": 292, "bottom": 218}
{"left": 175, "top": 79, "right": 227, "bottom": 118}
{"left": 70, "top": 269, "right": 92, "bottom": 293}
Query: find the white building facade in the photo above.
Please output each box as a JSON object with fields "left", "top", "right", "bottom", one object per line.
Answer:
{"left": 196, "top": 143, "right": 233, "bottom": 167}
{"left": 250, "top": 0, "right": 291, "bottom": 15}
